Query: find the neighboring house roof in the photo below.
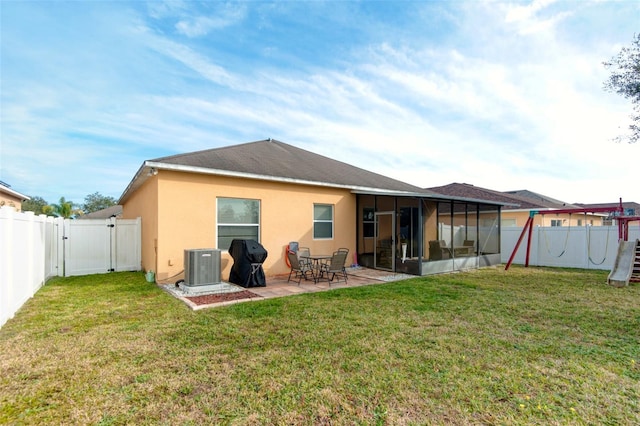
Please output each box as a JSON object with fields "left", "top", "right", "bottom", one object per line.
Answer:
{"left": 503, "top": 189, "right": 576, "bottom": 207}
{"left": 120, "top": 139, "right": 447, "bottom": 204}
{"left": 78, "top": 205, "right": 123, "bottom": 219}
{"left": 425, "top": 183, "right": 576, "bottom": 211}
{"left": 575, "top": 202, "right": 640, "bottom": 216}
{"left": 0, "top": 181, "right": 30, "bottom": 202}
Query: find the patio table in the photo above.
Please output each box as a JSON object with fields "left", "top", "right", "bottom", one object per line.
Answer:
{"left": 453, "top": 246, "right": 474, "bottom": 257}
{"left": 300, "top": 254, "right": 332, "bottom": 283}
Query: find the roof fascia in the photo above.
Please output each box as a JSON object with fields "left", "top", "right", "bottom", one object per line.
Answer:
{"left": 0, "top": 185, "right": 30, "bottom": 200}
{"left": 119, "top": 161, "right": 420, "bottom": 203}
{"left": 118, "top": 162, "right": 149, "bottom": 204}
{"left": 352, "top": 189, "right": 512, "bottom": 207}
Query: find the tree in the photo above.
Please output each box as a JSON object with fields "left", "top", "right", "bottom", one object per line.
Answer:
{"left": 22, "top": 196, "right": 49, "bottom": 215}
{"left": 82, "top": 192, "right": 117, "bottom": 214}
{"left": 603, "top": 33, "right": 640, "bottom": 143}
{"left": 45, "top": 197, "right": 82, "bottom": 218}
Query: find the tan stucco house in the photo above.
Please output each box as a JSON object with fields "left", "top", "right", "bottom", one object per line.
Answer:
{"left": 119, "top": 140, "right": 505, "bottom": 281}
{"left": 0, "top": 182, "right": 30, "bottom": 211}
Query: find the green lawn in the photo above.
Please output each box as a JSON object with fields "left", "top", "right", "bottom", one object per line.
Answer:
{"left": 1, "top": 266, "right": 638, "bottom": 425}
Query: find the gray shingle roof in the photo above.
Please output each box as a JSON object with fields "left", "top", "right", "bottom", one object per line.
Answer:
{"left": 425, "top": 183, "right": 573, "bottom": 210}
{"left": 151, "top": 139, "right": 425, "bottom": 193}
{"left": 575, "top": 201, "right": 640, "bottom": 216}
{"left": 504, "top": 189, "right": 578, "bottom": 208}
{"left": 77, "top": 205, "right": 123, "bottom": 219}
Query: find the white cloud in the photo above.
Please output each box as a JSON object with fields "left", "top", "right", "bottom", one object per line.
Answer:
{"left": 504, "top": 0, "right": 572, "bottom": 36}
{"left": 505, "top": 0, "right": 557, "bottom": 23}
{"left": 175, "top": 4, "right": 247, "bottom": 37}
{"left": 2, "top": 0, "right": 638, "bottom": 205}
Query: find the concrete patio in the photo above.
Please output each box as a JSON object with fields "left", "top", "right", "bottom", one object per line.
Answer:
{"left": 158, "top": 267, "right": 415, "bottom": 310}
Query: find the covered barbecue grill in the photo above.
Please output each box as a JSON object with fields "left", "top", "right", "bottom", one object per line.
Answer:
{"left": 228, "top": 239, "right": 268, "bottom": 287}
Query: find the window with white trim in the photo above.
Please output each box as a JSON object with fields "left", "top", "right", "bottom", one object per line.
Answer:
{"left": 313, "top": 204, "right": 333, "bottom": 239}
{"left": 217, "top": 197, "right": 260, "bottom": 249}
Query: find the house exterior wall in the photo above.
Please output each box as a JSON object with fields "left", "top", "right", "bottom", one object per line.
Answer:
{"left": 123, "top": 170, "right": 356, "bottom": 280}
{"left": 121, "top": 176, "right": 158, "bottom": 275}
{"left": 0, "top": 193, "right": 23, "bottom": 211}
{"left": 502, "top": 211, "right": 604, "bottom": 227}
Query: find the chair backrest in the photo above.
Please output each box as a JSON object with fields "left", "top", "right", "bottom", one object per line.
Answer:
{"left": 463, "top": 240, "right": 474, "bottom": 248}
{"left": 429, "top": 240, "right": 448, "bottom": 260}
{"left": 429, "top": 240, "right": 447, "bottom": 249}
{"left": 328, "top": 251, "right": 348, "bottom": 271}
{"left": 298, "top": 247, "right": 310, "bottom": 258}
{"left": 287, "top": 250, "right": 301, "bottom": 269}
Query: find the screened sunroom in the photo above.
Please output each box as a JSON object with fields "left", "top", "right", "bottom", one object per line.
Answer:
{"left": 355, "top": 192, "right": 503, "bottom": 276}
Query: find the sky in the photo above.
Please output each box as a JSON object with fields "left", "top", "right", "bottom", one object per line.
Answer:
{"left": 1, "top": 0, "right": 639, "bottom": 207}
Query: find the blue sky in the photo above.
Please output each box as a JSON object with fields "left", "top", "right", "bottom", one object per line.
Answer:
{"left": 1, "top": 0, "right": 638, "bottom": 206}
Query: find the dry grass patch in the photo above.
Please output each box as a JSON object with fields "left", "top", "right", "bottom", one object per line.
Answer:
{"left": 1, "top": 267, "right": 639, "bottom": 424}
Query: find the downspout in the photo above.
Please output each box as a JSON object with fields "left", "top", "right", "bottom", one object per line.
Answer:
{"left": 476, "top": 204, "right": 480, "bottom": 269}
{"left": 418, "top": 199, "right": 424, "bottom": 275}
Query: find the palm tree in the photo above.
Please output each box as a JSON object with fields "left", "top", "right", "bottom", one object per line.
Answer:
{"left": 45, "top": 197, "right": 82, "bottom": 218}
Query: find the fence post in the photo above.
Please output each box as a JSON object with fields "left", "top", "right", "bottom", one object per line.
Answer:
{"left": 56, "top": 217, "right": 64, "bottom": 277}
{"left": 583, "top": 226, "right": 589, "bottom": 270}
{"left": 25, "top": 211, "right": 35, "bottom": 297}
{"left": 0, "top": 206, "right": 14, "bottom": 327}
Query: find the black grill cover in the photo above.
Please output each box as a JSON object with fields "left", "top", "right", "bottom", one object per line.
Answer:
{"left": 228, "top": 239, "right": 268, "bottom": 287}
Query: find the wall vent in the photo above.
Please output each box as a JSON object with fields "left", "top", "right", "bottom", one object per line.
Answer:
{"left": 184, "top": 249, "right": 221, "bottom": 286}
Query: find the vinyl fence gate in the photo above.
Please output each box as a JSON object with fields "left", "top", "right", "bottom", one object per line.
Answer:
{"left": 63, "top": 217, "right": 141, "bottom": 277}
{"left": 1, "top": 210, "right": 141, "bottom": 328}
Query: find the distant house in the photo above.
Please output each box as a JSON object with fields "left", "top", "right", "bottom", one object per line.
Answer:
{"left": 119, "top": 140, "right": 506, "bottom": 281}
{"left": 575, "top": 201, "right": 640, "bottom": 225}
{"left": 0, "top": 181, "right": 30, "bottom": 211}
{"left": 77, "top": 205, "right": 123, "bottom": 220}
{"left": 426, "top": 183, "right": 605, "bottom": 227}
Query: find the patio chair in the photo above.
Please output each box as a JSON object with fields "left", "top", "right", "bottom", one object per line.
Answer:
{"left": 319, "top": 247, "right": 349, "bottom": 270}
{"left": 429, "top": 240, "right": 451, "bottom": 260}
{"left": 461, "top": 240, "right": 475, "bottom": 256}
{"left": 319, "top": 250, "right": 348, "bottom": 285}
{"left": 287, "top": 250, "right": 314, "bottom": 284}
{"left": 297, "top": 247, "right": 311, "bottom": 258}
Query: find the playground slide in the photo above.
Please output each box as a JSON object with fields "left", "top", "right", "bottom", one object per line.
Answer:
{"left": 607, "top": 240, "right": 636, "bottom": 287}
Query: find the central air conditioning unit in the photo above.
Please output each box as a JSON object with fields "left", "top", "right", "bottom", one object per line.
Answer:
{"left": 184, "top": 249, "right": 221, "bottom": 286}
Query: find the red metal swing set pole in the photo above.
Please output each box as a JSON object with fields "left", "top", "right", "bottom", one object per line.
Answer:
{"left": 504, "top": 199, "right": 626, "bottom": 271}
{"left": 504, "top": 213, "right": 534, "bottom": 270}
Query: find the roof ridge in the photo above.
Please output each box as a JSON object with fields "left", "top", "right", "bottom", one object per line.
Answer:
{"left": 141, "top": 139, "right": 425, "bottom": 194}
{"left": 151, "top": 139, "right": 279, "bottom": 162}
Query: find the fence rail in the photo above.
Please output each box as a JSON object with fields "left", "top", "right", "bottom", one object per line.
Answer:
{"left": 501, "top": 225, "right": 640, "bottom": 270}
{"left": 1, "top": 206, "right": 141, "bottom": 328}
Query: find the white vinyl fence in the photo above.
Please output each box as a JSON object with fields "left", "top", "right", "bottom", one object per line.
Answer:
{"left": 1, "top": 206, "right": 141, "bottom": 328}
{"left": 501, "top": 225, "right": 640, "bottom": 270}
{"left": 63, "top": 217, "right": 141, "bottom": 276}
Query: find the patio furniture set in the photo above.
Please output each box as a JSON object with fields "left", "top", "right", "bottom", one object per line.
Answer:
{"left": 287, "top": 248, "right": 349, "bottom": 285}
{"left": 428, "top": 240, "right": 475, "bottom": 260}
